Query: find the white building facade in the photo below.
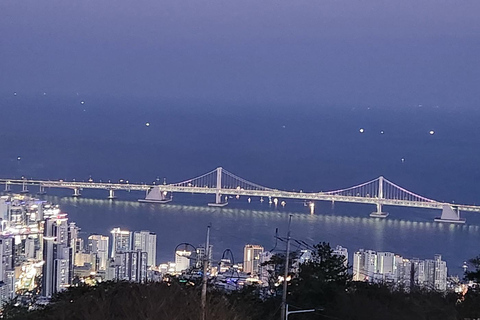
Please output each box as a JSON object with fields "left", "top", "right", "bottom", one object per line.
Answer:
{"left": 353, "top": 248, "right": 448, "bottom": 291}
{"left": 133, "top": 231, "right": 156, "bottom": 267}
{"left": 243, "top": 245, "right": 264, "bottom": 276}
{"left": 88, "top": 234, "right": 109, "bottom": 271}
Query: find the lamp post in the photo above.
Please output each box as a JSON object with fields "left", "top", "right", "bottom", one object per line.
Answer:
{"left": 280, "top": 215, "right": 292, "bottom": 320}
{"left": 201, "top": 225, "right": 211, "bottom": 320}
{"left": 285, "top": 304, "right": 316, "bottom": 320}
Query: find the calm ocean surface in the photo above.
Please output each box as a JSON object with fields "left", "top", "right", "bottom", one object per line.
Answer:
{"left": 2, "top": 94, "right": 480, "bottom": 275}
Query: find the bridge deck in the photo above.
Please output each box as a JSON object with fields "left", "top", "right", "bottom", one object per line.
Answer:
{"left": 1, "top": 177, "right": 479, "bottom": 213}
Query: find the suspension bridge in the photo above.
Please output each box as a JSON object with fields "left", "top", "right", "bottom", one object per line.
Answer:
{"left": 1, "top": 167, "right": 478, "bottom": 224}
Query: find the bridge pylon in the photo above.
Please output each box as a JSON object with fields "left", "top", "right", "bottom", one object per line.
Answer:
{"left": 208, "top": 167, "right": 228, "bottom": 207}
{"left": 369, "top": 176, "right": 389, "bottom": 218}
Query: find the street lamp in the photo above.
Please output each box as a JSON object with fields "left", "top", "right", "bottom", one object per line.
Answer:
{"left": 285, "top": 304, "right": 316, "bottom": 320}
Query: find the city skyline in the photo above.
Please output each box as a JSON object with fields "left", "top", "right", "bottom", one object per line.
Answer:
{"left": 0, "top": 192, "right": 469, "bottom": 311}
{"left": 1, "top": 0, "right": 479, "bottom": 317}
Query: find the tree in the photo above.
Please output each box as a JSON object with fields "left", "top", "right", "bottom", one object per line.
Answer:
{"left": 289, "top": 242, "right": 351, "bottom": 311}
{"left": 4, "top": 281, "right": 255, "bottom": 320}
{"left": 260, "top": 251, "right": 298, "bottom": 297}
{"left": 464, "top": 255, "right": 480, "bottom": 283}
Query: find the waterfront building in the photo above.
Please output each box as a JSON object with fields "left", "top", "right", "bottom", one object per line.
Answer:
{"left": 218, "top": 258, "right": 232, "bottom": 273}
{"left": 158, "top": 262, "right": 176, "bottom": 274}
{"left": 88, "top": 234, "right": 109, "bottom": 271}
{"left": 376, "top": 251, "right": 396, "bottom": 282}
{"left": 0, "top": 237, "right": 15, "bottom": 305}
{"left": 353, "top": 249, "right": 377, "bottom": 281}
{"left": 243, "top": 244, "right": 264, "bottom": 276}
{"left": 424, "top": 254, "right": 447, "bottom": 291}
{"left": 175, "top": 249, "right": 192, "bottom": 273}
{"left": 196, "top": 244, "right": 213, "bottom": 269}
{"left": 258, "top": 251, "right": 274, "bottom": 286}
{"left": 0, "top": 197, "right": 9, "bottom": 230}
{"left": 67, "top": 223, "right": 80, "bottom": 282}
{"left": 110, "top": 250, "right": 148, "bottom": 283}
{"left": 333, "top": 245, "right": 348, "bottom": 267}
{"left": 42, "top": 214, "right": 72, "bottom": 297}
{"left": 110, "top": 228, "right": 132, "bottom": 257}
{"left": 354, "top": 248, "right": 448, "bottom": 291}
{"left": 133, "top": 230, "right": 157, "bottom": 267}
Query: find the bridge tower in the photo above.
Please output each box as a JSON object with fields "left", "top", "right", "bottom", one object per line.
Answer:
{"left": 370, "top": 176, "right": 389, "bottom": 218}
{"left": 208, "top": 167, "right": 228, "bottom": 207}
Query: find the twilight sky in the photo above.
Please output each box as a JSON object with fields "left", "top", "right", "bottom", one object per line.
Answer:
{"left": 1, "top": 0, "right": 479, "bottom": 108}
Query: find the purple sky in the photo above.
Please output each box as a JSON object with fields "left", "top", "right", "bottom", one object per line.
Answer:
{"left": 2, "top": 0, "right": 479, "bottom": 108}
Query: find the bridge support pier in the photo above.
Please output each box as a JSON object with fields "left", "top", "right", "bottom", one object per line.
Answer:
{"left": 108, "top": 189, "right": 116, "bottom": 200}
{"left": 4, "top": 182, "right": 11, "bottom": 192}
{"left": 370, "top": 203, "right": 389, "bottom": 218}
{"left": 138, "top": 187, "right": 172, "bottom": 203}
{"left": 72, "top": 188, "right": 81, "bottom": 197}
{"left": 309, "top": 202, "right": 315, "bottom": 214}
{"left": 20, "top": 181, "right": 29, "bottom": 194}
{"left": 434, "top": 205, "right": 466, "bottom": 224}
{"left": 37, "top": 185, "right": 46, "bottom": 195}
{"left": 208, "top": 167, "right": 228, "bottom": 207}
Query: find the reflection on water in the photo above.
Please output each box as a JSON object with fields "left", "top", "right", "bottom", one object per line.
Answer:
{"left": 44, "top": 195, "right": 480, "bottom": 276}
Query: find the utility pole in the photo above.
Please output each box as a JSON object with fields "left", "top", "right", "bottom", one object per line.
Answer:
{"left": 201, "top": 225, "right": 211, "bottom": 320}
{"left": 280, "top": 215, "right": 292, "bottom": 320}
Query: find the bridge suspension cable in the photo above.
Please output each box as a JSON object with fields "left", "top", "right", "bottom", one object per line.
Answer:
{"left": 382, "top": 177, "right": 436, "bottom": 203}
{"left": 169, "top": 167, "right": 274, "bottom": 192}
{"left": 324, "top": 177, "right": 380, "bottom": 198}
{"left": 171, "top": 168, "right": 218, "bottom": 189}
{"left": 220, "top": 168, "right": 273, "bottom": 191}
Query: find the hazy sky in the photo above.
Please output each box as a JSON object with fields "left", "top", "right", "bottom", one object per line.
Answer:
{"left": 2, "top": 0, "right": 479, "bottom": 108}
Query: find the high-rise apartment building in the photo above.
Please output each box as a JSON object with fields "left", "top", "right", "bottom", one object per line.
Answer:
{"left": 353, "top": 249, "right": 377, "bottom": 281}
{"left": 133, "top": 231, "right": 157, "bottom": 267}
{"left": 111, "top": 250, "right": 148, "bottom": 283}
{"left": 42, "top": 214, "right": 72, "bottom": 297}
{"left": 110, "top": 228, "right": 132, "bottom": 257}
{"left": 353, "top": 248, "right": 448, "bottom": 291}
{"left": 0, "top": 237, "right": 15, "bottom": 305}
{"left": 377, "top": 252, "right": 395, "bottom": 274}
{"left": 243, "top": 244, "right": 264, "bottom": 275}
{"left": 425, "top": 254, "right": 447, "bottom": 291}
{"left": 88, "top": 234, "right": 109, "bottom": 271}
